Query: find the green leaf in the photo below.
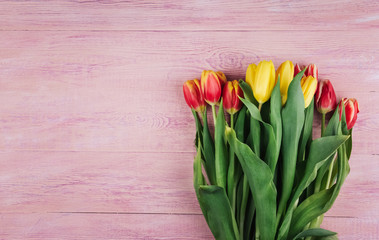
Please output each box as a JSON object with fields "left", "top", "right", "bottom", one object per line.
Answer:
{"left": 239, "top": 80, "right": 258, "bottom": 106}
{"left": 340, "top": 104, "right": 349, "bottom": 135}
{"left": 191, "top": 109, "right": 203, "bottom": 149}
{"left": 202, "top": 109, "right": 216, "bottom": 185}
{"left": 262, "top": 122, "right": 278, "bottom": 172}
{"left": 240, "top": 97, "right": 262, "bottom": 121}
{"left": 324, "top": 105, "right": 340, "bottom": 137}
{"left": 298, "top": 98, "right": 314, "bottom": 162}
{"left": 244, "top": 194, "right": 256, "bottom": 240}
{"left": 227, "top": 108, "right": 246, "bottom": 213}
{"left": 250, "top": 118, "right": 261, "bottom": 156}
{"left": 235, "top": 106, "right": 247, "bottom": 142}
{"left": 239, "top": 175, "right": 250, "bottom": 240}
{"left": 278, "top": 68, "right": 306, "bottom": 220}
{"left": 198, "top": 185, "right": 239, "bottom": 240}
{"left": 239, "top": 99, "right": 262, "bottom": 157}
{"left": 288, "top": 139, "right": 350, "bottom": 238}
{"left": 215, "top": 101, "right": 228, "bottom": 188}
{"left": 277, "top": 135, "right": 349, "bottom": 240}
{"left": 235, "top": 174, "right": 244, "bottom": 224}
{"left": 345, "top": 129, "right": 353, "bottom": 160}
{"left": 226, "top": 127, "right": 276, "bottom": 240}
{"left": 269, "top": 77, "right": 282, "bottom": 174}
{"left": 293, "top": 228, "right": 337, "bottom": 240}
{"left": 240, "top": 97, "right": 278, "bottom": 172}
{"left": 340, "top": 105, "right": 353, "bottom": 159}
{"left": 314, "top": 106, "right": 341, "bottom": 187}
{"left": 194, "top": 141, "right": 205, "bottom": 191}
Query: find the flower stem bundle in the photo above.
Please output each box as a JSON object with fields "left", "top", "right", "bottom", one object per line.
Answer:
{"left": 183, "top": 61, "right": 359, "bottom": 240}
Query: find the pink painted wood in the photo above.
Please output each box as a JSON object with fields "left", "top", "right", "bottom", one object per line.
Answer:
{"left": 0, "top": 1, "right": 378, "bottom": 239}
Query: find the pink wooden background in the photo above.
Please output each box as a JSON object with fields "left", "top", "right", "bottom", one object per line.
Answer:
{"left": 0, "top": 1, "right": 378, "bottom": 239}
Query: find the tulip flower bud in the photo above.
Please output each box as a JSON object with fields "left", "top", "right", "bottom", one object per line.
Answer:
{"left": 339, "top": 98, "right": 359, "bottom": 129}
{"left": 276, "top": 60, "right": 294, "bottom": 105}
{"left": 201, "top": 70, "right": 226, "bottom": 105}
{"left": 183, "top": 79, "right": 205, "bottom": 113}
{"left": 223, "top": 80, "right": 244, "bottom": 115}
{"left": 315, "top": 79, "right": 337, "bottom": 114}
{"left": 215, "top": 71, "right": 227, "bottom": 87}
{"left": 246, "top": 60, "right": 276, "bottom": 104}
{"left": 300, "top": 76, "right": 318, "bottom": 108}
{"left": 294, "top": 63, "right": 302, "bottom": 78}
{"left": 304, "top": 63, "right": 318, "bottom": 81}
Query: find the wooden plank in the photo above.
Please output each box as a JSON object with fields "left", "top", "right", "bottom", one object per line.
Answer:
{"left": 0, "top": 213, "right": 376, "bottom": 239}
{"left": 321, "top": 217, "right": 379, "bottom": 240}
{"left": 1, "top": 151, "right": 378, "bottom": 218}
{"left": 0, "top": 31, "right": 377, "bottom": 153}
{"left": 0, "top": 31, "right": 377, "bottom": 93}
{"left": 0, "top": 213, "right": 213, "bottom": 239}
{"left": 0, "top": 151, "right": 199, "bottom": 214}
{"left": 0, "top": 0, "right": 377, "bottom": 31}
{"left": 325, "top": 153, "right": 379, "bottom": 218}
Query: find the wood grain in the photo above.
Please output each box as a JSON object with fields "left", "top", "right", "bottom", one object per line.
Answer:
{"left": 0, "top": 31, "right": 378, "bottom": 154}
{"left": 0, "top": 213, "right": 213, "bottom": 239}
{"left": 0, "top": 213, "right": 377, "bottom": 239}
{"left": 0, "top": 151, "right": 378, "bottom": 218}
{"left": 0, "top": 0, "right": 378, "bottom": 239}
{"left": 0, "top": 0, "right": 378, "bottom": 31}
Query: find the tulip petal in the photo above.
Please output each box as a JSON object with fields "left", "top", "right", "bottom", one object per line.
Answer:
{"left": 246, "top": 63, "right": 257, "bottom": 91}
{"left": 301, "top": 76, "right": 318, "bottom": 108}
{"left": 276, "top": 60, "right": 294, "bottom": 105}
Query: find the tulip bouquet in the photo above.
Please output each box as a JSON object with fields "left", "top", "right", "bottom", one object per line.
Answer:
{"left": 183, "top": 60, "right": 359, "bottom": 240}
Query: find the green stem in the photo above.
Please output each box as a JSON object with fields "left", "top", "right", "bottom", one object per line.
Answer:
{"left": 321, "top": 113, "right": 326, "bottom": 137}
{"left": 326, "top": 160, "right": 334, "bottom": 189}
{"left": 211, "top": 104, "right": 217, "bottom": 127}
{"left": 227, "top": 114, "right": 236, "bottom": 213}
{"left": 275, "top": 204, "right": 285, "bottom": 232}
{"left": 255, "top": 226, "right": 260, "bottom": 240}
{"left": 314, "top": 180, "right": 321, "bottom": 194}
{"left": 255, "top": 103, "right": 262, "bottom": 239}
{"left": 258, "top": 102, "right": 263, "bottom": 111}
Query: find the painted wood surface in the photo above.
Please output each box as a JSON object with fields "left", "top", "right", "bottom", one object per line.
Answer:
{"left": 0, "top": 1, "right": 378, "bottom": 239}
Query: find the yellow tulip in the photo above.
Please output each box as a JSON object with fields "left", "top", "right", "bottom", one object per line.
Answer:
{"left": 276, "top": 60, "right": 294, "bottom": 105}
{"left": 301, "top": 75, "right": 318, "bottom": 108}
{"left": 246, "top": 63, "right": 257, "bottom": 92}
{"left": 246, "top": 60, "right": 276, "bottom": 105}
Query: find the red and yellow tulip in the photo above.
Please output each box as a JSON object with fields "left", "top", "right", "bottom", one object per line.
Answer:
{"left": 304, "top": 63, "right": 318, "bottom": 81}
{"left": 223, "top": 80, "right": 244, "bottom": 115}
{"left": 294, "top": 63, "right": 302, "bottom": 78}
{"left": 201, "top": 70, "right": 226, "bottom": 105}
{"left": 183, "top": 79, "right": 205, "bottom": 113}
{"left": 315, "top": 79, "right": 337, "bottom": 114}
{"left": 339, "top": 98, "right": 359, "bottom": 129}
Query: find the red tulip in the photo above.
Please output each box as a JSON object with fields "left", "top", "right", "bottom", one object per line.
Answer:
{"left": 339, "top": 98, "right": 360, "bottom": 130}
{"left": 183, "top": 79, "right": 205, "bottom": 113}
{"left": 201, "top": 70, "right": 226, "bottom": 105}
{"left": 304, "top": 63, "right": 318, "bottom": 81}
{"left": 223, "top": 80, "right": 244, "bottom": 115}
{"left": 294, "top": 63, "right": 302, "bottom": 77}
{"left": 293, "top": 63, "right": 318, "bottom": 81}
{"left": 315, "top": 79, "right": 337, "bottom": 114}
